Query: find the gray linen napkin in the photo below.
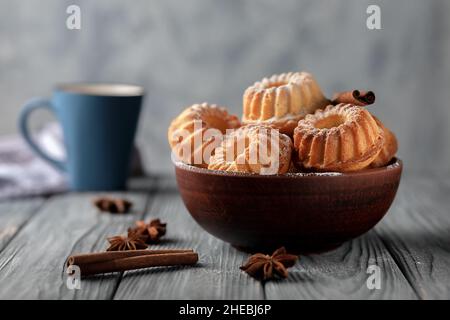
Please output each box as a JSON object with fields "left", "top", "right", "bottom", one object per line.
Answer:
{"left": 0, "top": 123, "right": 143, "bottom": 200}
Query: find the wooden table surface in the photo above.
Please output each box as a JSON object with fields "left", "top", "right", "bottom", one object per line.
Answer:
{"left": 0, "top": 173, "right": 449, "bottom": 300}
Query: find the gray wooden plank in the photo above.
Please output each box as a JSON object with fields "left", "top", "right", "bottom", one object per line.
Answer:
{"left": 113, "top": 192, "right": 265, "bottom": 300}
{"left": 117, "top": 176, "right": 418, "bottom": 300}
{"left": 0, "top": 198, "right": 44, "bottom": 252}
{"left": 375, "top": 176, "right": 450, "bottom": 299}
{"left": 128, "top": 174, "right": 177, "bottom": 194}
{"left": 2, "top": 175, "right": 445, "bottom": 300}
{"left": 265, "top": 231, "right": 417, "bottom": 300}
{"left": 0, "top": 192, "right": 149, "bottom": 299}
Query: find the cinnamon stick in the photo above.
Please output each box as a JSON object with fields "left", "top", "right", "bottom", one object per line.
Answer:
{"left": 67, "top": 249, "right": 194, "bottom": 266}
{"left": 332, "top": 90, "right": 375, "bottom": 106}
{"left": 73, "top": 252, "right": 198, "bottom": 276}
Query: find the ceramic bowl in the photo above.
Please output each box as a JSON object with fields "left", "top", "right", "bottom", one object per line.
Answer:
{"left": 174, "top": 158, "right": 402, "bottom": 253}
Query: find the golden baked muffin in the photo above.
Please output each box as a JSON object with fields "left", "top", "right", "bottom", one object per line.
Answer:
{"left": 208, "top": 125, "right": 293, "bottom": 175}
{"left": 242, "top": 72, "right": 329, "bottom": 136}
{"left": 370, "top": 115, "right": 398, "bottom": 168}
{"left": 293, "top": 104, "right": 384, "bottom": 172}
{"left": 168, "top": 103, "right": 240, "bottom": 168}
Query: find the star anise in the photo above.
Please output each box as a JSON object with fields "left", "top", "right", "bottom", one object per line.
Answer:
{"left": 93, "top": 197, "right": 133, "bottom": 214}
{"left": 106, "top": 230, "right": 148, "bottom": 251}
{"left": 130, "top": 218, "right": 167, "bottom": 244}
{"left": 240, "top": 247, "right": 298, "bottom": 281}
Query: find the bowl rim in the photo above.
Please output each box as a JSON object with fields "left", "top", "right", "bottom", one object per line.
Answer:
{"left": 173, "top": 157, "right": 403, "bottom": 179}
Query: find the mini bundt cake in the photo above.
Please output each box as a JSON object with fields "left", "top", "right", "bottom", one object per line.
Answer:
{"left": 168, "top": 103, "right": 240, "bottom": 168}
{"left": 242, "top": 72, "right": 330, "bottom": 136}
{"left": 208, "top": 125, "right": 293, "bottom": 175}
{"left": 293, "top": 104, "right": 384, "bottom": 172}
{"left": 370, "top": 115, "right": 398, "bottom": 168}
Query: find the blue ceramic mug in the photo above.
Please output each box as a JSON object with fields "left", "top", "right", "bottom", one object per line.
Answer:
{"left": 19, "top": 83, "right": 143, "bottom": 191}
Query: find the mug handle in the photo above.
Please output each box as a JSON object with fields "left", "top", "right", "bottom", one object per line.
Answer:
{"left": 19, "top": 98, "right": 67, "bottom": 172}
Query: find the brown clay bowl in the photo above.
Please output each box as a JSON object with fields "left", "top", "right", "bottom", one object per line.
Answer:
{"left": 174, "top": 158, "right": 402, "bottom": 253}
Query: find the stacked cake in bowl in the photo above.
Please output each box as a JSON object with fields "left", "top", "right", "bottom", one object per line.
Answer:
{"left": 168, "top": 71, "right": 397, "bottom": 175}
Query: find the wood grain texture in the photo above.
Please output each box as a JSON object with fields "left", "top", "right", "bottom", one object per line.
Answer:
{"left": 0, "top": 198, "right": 43, "bottom": 252}
{"left": 113, "top": 192, "right": 265, "bottom": 300}
{"left": 375, "top": 176, "right": 450, "bottom": 299}
{"left": 265, "top": 231, "right": 417, "bottom": 299}
{"left": 0, "top": 175, "right": 448, "bottom": 299}
{"left": 0, "top": 192, "right": 148, "bottom": 299}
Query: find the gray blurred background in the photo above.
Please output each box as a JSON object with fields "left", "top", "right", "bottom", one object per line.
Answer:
{"left": 0, "top": 0, "right": 449, "bottom": 175}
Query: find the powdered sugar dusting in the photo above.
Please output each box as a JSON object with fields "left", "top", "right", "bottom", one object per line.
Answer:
{"left": 386, "top": 160, "right": 401, "bottom": 169}
{"left": 174, "top": 159, "right": 343, "bottom": 177}
{"left": 285, "top": 171, "right": 342, "bottom": 177}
